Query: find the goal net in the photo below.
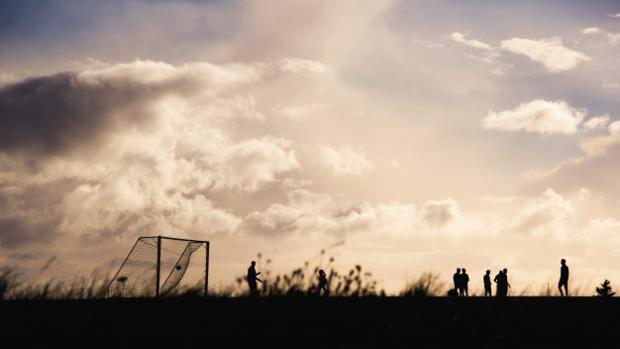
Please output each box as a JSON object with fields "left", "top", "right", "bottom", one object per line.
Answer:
{"left": 108, "top": 236, "right": 209, "bottom": 298}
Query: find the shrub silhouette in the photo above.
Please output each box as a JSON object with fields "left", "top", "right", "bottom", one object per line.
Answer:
{"left": 0, "top": 269, "right": 112, "bottom": 300}
{"left": 595, "top": 279, "right": 615, "bottom": 297}
{"left": 400, "top": 272, "right": 444, "bottom": 297}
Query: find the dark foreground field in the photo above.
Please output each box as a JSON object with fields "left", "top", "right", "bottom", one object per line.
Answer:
{"left": 2, "top": 297, "right": 619, "bottom": 348}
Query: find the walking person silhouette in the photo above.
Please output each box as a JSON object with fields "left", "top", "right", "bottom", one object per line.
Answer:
{"left": 558, "top": 258, "right": 569, "bottom": 296}
{"left": 453, "top": 268, "right": 461, "bottom": 296}
{"left": 483, "top": 270, "right": 492, "bottom": 297}
{"left": 318, "top": 269, "right": 329, "bottom": 296}
{"left": 461, "top": 268, "right": 470, "bottom": 296}
{"left": 247, "top": 260, "right": 263, "bottom": 296}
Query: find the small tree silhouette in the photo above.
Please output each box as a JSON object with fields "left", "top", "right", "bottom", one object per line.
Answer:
{"left": 595, "top": 279, "right": 615, "bottom": 297}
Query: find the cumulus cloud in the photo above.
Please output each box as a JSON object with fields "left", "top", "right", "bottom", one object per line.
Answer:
{"left": 581, "top": 115, "right": 610, "bottom": 131}
{"left": 500, "top": 37, "right": 591, "bottom": 72}
{"left": 214, "top": 137, "right": 300, "bottom": 192}
{"left": 241, "top": 189, "right": 463, "bottom": 238}
{"left": 482, "top": 99, "right": 586, "bottom": 134}
{"left": 0, "top": 59, "right": 305, "bottom": 249}
{"left": 512, "top": 189, "right": 575, "bottom": 238}
{"left": 240, "top": 188, "right": 603, "bottom": 241}
{"left": 319, "top": 145, "right": 373, "bottom": 176}
{"left": 0, "top": 60, "right": 263, "bottom": 157}
{"left": 609, "top": 121, "right": 620, "bottom": 134}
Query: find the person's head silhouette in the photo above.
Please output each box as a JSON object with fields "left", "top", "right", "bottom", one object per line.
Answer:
{"left": 251, "top": 260, "right": 256, "bottom": 267}
{"left": 456, "top": 268, "right": 461, "bottom": 273}
{"left": 319, "top": 269, "right": 325, "bottom": 276}
{"left": 503, "top": 268, "right": 508, "bottom": 274}
{"left": 462, "top": 268, "right": 467, "bottom": 273}
{"left": 486, "top": 270, "right": 490, "bottom": 275}
{"left": 561, "top": 258, "right": 566, "bottom": 265}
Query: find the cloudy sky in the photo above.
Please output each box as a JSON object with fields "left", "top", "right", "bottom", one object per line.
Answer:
{"left": 1, "top": 0, "right": 620, "bottom": 294}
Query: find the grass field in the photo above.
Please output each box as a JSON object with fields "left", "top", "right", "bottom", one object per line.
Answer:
{"left": 1, "top": 296, "right": 619, "bottom": 348}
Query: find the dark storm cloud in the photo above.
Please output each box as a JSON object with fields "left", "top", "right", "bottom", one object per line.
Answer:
{"left": 0, "top": 178, "right": 80, "bottom": 248}
{"left": 0, "top": 216, "right": 60, "bottom": 249}
{"left": 0, "top": 72, "right": 167, "bottom": 157}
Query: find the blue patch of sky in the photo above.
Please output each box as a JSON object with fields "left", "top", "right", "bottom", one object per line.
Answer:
{"left": 0, "top": 0, "right": 240, "bottom": 52}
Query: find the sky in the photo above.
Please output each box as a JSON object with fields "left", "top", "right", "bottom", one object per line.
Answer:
{"left": 1, "top": 0, "right": 620, "bottom": 295}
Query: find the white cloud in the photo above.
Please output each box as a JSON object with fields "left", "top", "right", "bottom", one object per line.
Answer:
{"left": 449, "top": 32, "right": 493, "bottom": 50}
{"left": 582, "top": 115, "right": 610, "bottom": 131}
{"left": 463, "top": 53, "right": 512, "bottom": 75}
{"left": 276, "top": 104, "right": 333, "bottom": 120}
{"left": 215, "top": 137, "right": 300, "bottom": 192}
{"left": 482, "top": 99, "right": 586, "bottom": 134}
{"left": 607, "top": 32, "right": 620, "bottom": 45}
{"left": 319, "top": 145, "right": 373, "bottom": 176}
{"left": 278, "top": 58, "right": 332, "bottom": 76}
{"left": 609, "top": 121, "right": 620, "bottom": 134}
{"left": 203, "top": 96, "right": 265, "bottom": 121}
{"left": 78, "top": 60, "right": 263, "bottom": 89}
{"left": 607, "top": 13, "right": 620, "bottom": 18}
{"left": 582, "top": 27, "right": 602, "bottom": 35}
{"left": 241, "top": 189, "right": 462, "bottom": 238}
{"left": 242, "top": 203, "right": 304, "bottom": 238}
{"left": 0, "top": 59, "right": 304, "bottom": 248}
{"left": 512, "top": 189, "right": 575, "bottom": 238}
{"left": 449, "top": 32, "right": 512, "bottom": 75}
{"left": 500, "top": 37, "right": 591, "bottom": 72}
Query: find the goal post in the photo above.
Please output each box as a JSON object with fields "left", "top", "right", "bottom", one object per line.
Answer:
{"left": 108, "top": 235, "right": 210, "bottom": 298}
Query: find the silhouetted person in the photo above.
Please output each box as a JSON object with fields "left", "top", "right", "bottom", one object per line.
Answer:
{"left": 558, "top": 258, "right": 569, "bottom": 296}
{"left": 494, "top": 270, "right": 507, "bottom": 297}
{"left": 453, "top": 268, "right": 461, "bottom": 296}
{"left": 247, "top": 260, "right": 263, "bottom": 296}
{"left": 483, "top": 270, "right": 492, "bottom": 297}
{"left": 318, "top": 269, "right": 329, "bottom": 296}
{"left": 500, "top": 268, "right": 511, "bottom": 297}
{"left": 461, "top": 268, "right": 470, "bottom": 296}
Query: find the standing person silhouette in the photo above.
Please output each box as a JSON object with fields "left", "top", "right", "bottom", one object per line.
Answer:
{"left": 461, "top": 268, "right": 470, "bottom": 296}
{"left": 501, "top": 268, "right": 511, "bottom": 297}
{"left": 453, "top": 268, "right": 461, "bottom": 296}
{"left": 493, "top": 270, "right": 504, "bottom": 297}
{"left": 318, "top": 269, "right": 329, "bottom": 296}
{"left": 558, "top": 258, "right": 569, "bottom": 296}
{"left": 483, "top": 270, "right": 492, "bottom": 297}
{"left": 247, "top": 260, "right": 263, "bottom": 296}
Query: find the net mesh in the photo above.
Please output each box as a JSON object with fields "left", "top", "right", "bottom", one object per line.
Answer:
{"left": 108, "top": 237, "right": 207, "bottom": 297}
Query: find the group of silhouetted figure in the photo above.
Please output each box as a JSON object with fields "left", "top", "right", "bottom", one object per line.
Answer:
{"left": 451, "top": 259, "right": 569, "bottom": 297}
{"left": 246, "top": 258, "right": 570, "bottom": 297}
{"left": 451, "top": 267, "right": 516, "bottom": 297}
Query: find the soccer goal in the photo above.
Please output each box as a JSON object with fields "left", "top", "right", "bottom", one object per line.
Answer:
{"left": 107, "top": 236, "right": 210, "bottom": 298}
